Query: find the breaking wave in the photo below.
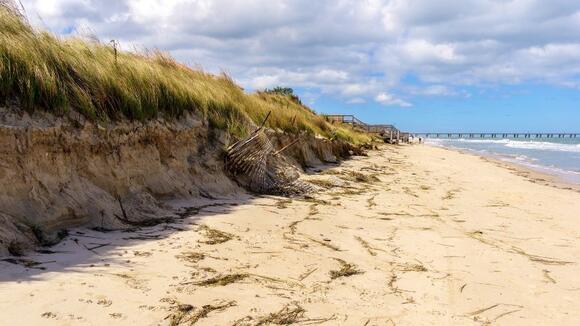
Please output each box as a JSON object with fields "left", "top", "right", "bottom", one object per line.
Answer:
{"left": 428, "top": 138, "right": 580, "bottom": 153}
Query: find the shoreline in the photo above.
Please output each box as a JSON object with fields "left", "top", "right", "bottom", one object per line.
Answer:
{"left": 1, "top": 144, "right": 579, "bottom": 325}
{"left": 426, "top": 143, "right": 580, "bottom": 193}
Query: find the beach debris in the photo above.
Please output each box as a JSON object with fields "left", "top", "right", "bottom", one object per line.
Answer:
{"left": 509, "top": 246, "right": 573, "bottom": 265}
{"left": 320, "top": 169, "right": 379, "bottom": 184}
{"left": 133, "top": 250, "right": 152, "bottom": 257}
{"left": 97, "top": 299, "right": 113, "bottom": 307}
{"left": 542, "top": 269, "right": 556, "bottom": 284}
{"left": 7, "top": 240, "right": 24, "bottom": 256}
{"left": 442, "top": 189, "right": 460, "bottom": 200}
{"left": 176, "top": 252, "right": 206, "bottom": 264}
{"left": 233, "top": 302, "right": 306, "bottom": 326}
{"left": 1, "top": 257, "right": 51, "bottom": 270}
{"left": 397, "top": 262, "right": 428, "bottom": 272}
{"left": 299, "top": 196, "right": 331, "bottom": 205}
{"left": 276, "top": 199, "right": 293, "bottom": 209}
{"left": 366, "top": 195, "right": 377, "bottom": 208}
{"left": 298, "top": 267, "right": 318, "bottom": 281}
{"left": 467, "top": 230, "right": 573, "bottom": 265}
{"left": 166, "top": 300, "right": 236, "bottom": 325}
{"left": 308, "top": 204, "right": 319, "bottom": 216}
{"left": 307, "top": 178, "right": 336, "bottom": 189}
{"left": 109, "top": 313, "right": 123, "bottom": 319}
{"left": 193, "top": 273, "right": 250, "bottom": 287}
{"left": 329, "top": 258, "right": 363, "bottom": 279}
{"left": 330, "top": 184, "right": 369, "bottom": 196}
{"left": 251, "top": 273, "right": 304, "bottom": 288}
{"left": 303, "top": 235, "right": 341, "bottom": 251}
{"left": 40, "top": 312, "right": 57, "bottom": 319}
{"left": 112, "top": 273, "right": 150, "bottom": 292}
{"left": 355, "top": 236, "right": 382, "bottom": 256}
{"left": 225, "top": 112, "right": 312, "bottom": 195}
{"left": 466, "top": 303, "right": 524, "bottom": 323}
{"left": 403, "top": 186, "right": 419, "bottom": 197}
{"left": 387, "top": 274, "right": 400, "bottom": 293}
{"left": 346, "top": 171, "right": 380, "bottom": 183}
{"left": 198, "top": 225, "right": 237, "bottom": 245}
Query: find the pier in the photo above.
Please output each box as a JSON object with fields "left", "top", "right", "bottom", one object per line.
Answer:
{"left": 413, "top": 133, "right": 578, "bottom": 139}
{"left": 321, "top": 115, "right": 578, "bottom": 142}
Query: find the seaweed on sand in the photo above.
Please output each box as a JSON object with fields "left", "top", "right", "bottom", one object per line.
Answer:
{"left": 198, "top": 225, "right": 237, "bottom": 245}
{"left": 233, "top": 303, "right": 306, "bottom": 326}
{"left": 1, "top": 257, "right": 49, "bottom": 270}
{"left": 329, "top": 258, "right": 363, "bottom": 280}
{"left": 176, "top": 252, "right": 206, "bottom": 264}
{"left": 167, "top": 300, "right": 237, "bottom": 325}
{"left": 355, "top": 236, "right": 378, "bottom": 256}
{"left": 276, "top": 199, "right": 293, "bottom": 209}
{"left": 397, "top": 262, "right": 428, "bottom": 272}
{"left": 193, "top": 273, "right": 250, "bottom": 287}
{"left": 308, "top": 178, "right": 335, "bottom": 189}
{"left": 346, "top": 171, "right": 380, "bottom": 183}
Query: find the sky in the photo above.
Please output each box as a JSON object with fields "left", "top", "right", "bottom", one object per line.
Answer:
{"left": 18, "top": 0, "right": 580, "bottom": 132}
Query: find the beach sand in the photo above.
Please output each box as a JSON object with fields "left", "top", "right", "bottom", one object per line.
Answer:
{"left": 1, "top": 144, "right": 579, "bottom": 325}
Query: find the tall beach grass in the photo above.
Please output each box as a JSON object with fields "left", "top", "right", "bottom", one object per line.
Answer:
{"left": 0, "top": 7, "right": 369, "bottom": 143}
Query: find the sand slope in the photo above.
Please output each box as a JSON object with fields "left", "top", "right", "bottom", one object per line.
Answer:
{"left": 1, "top": 145, "right": 579, "bottom": 325}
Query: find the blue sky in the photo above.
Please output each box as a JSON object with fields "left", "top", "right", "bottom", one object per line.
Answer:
{"left": 310, "top": 83, "right": 580, "bottom": 133}
{"left": 19, "top": 0, "right": 580, "bottom": 132}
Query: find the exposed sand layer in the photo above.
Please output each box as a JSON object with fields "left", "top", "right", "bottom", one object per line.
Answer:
{"left": 1, "top": 145, "right": 579, "bottom": 325}
{"left": 0, "top": 107, "right": 355, "bottom": 255}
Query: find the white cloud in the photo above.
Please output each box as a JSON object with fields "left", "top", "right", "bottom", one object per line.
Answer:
{"left": 18, "top": 0, "right": 580, "bottom": 106}
{"left": 347, "top": 97, "right": 366, "bottom": 104}
{"left": 401, "top": 39, "right": 462, "bottom": 63}
{"left": 375, "top": 92, "right": 412, "bottom": 107}
{"left": 422, "top": 85, "right": 453, "bottom": 96}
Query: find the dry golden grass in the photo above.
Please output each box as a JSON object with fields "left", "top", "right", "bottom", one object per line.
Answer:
{"left": 0, "top": 8, "right": 370, "bottom": 143}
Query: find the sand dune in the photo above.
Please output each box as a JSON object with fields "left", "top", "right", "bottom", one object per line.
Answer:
{"left": 1, "top": 145, "right": 579, "bottom": 325}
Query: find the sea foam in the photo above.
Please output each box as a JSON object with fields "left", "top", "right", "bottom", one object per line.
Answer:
{"left": 430, "top": 138, "right": 580, "bottom": 153}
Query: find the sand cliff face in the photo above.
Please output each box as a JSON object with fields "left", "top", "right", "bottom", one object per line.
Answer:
{"left": 0, "top": 107, "right": 355, "bottom": 255}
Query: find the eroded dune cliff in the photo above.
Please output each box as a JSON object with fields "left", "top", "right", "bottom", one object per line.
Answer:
{"left": 0, "top": 107, "right": 358, "bottom": 255}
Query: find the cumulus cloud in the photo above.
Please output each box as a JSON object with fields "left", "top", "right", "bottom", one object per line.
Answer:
{"left": 18, "top": 0, "right": 580, "bottom": 105}
{"left": 375, "top": 92, "right": 412, "bottom": 107}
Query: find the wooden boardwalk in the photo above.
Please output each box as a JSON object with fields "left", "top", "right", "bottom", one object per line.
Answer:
{"left": 323, "top": 114, "right": 409, "bottom": 142}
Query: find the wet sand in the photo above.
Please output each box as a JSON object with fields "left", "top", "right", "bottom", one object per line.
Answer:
{"left": 1, "top": 144, "right": 579, "bottom": 325}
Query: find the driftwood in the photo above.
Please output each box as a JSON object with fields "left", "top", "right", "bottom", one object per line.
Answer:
{"left": 225, "top": 112, "right": 311, "bottom": 195}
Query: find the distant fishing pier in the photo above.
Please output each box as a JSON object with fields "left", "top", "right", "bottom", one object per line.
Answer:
{"left": 323, "top": 114, "right": 578, "bottom": 142}
{"left": 413, "top": 133, "right": 579, "bottom": 139}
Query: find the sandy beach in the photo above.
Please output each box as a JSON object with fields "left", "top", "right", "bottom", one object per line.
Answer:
{"left": 1, "top": 144, "right": 579, "bottom": 325}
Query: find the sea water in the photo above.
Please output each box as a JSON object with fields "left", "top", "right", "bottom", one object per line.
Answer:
{"left": 425, "top": 137, "right": 580, "bottom": 185}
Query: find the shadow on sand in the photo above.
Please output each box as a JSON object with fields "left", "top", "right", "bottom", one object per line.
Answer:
{"left": 0, "top": 195, "right": 265, "bottom": 283}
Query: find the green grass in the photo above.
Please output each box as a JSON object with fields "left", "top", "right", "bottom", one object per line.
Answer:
{"left": 0, "top": 7, "right": 370, "bottom": 143}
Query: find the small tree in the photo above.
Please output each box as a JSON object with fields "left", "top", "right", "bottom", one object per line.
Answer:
{"left": 265, "top": 86, "right": 301, "bottom": 104}
{"left": 265, "top": 86, "right": 293, "bottom": 96}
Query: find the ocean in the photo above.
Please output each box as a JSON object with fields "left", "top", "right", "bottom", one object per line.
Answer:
{"left": 425, "top": 137, "right": 580, "bottom": 185}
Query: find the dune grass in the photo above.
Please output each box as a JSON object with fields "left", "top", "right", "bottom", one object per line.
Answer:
{"left": 0, "top": 7, "right": 369, "bottom": 143}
